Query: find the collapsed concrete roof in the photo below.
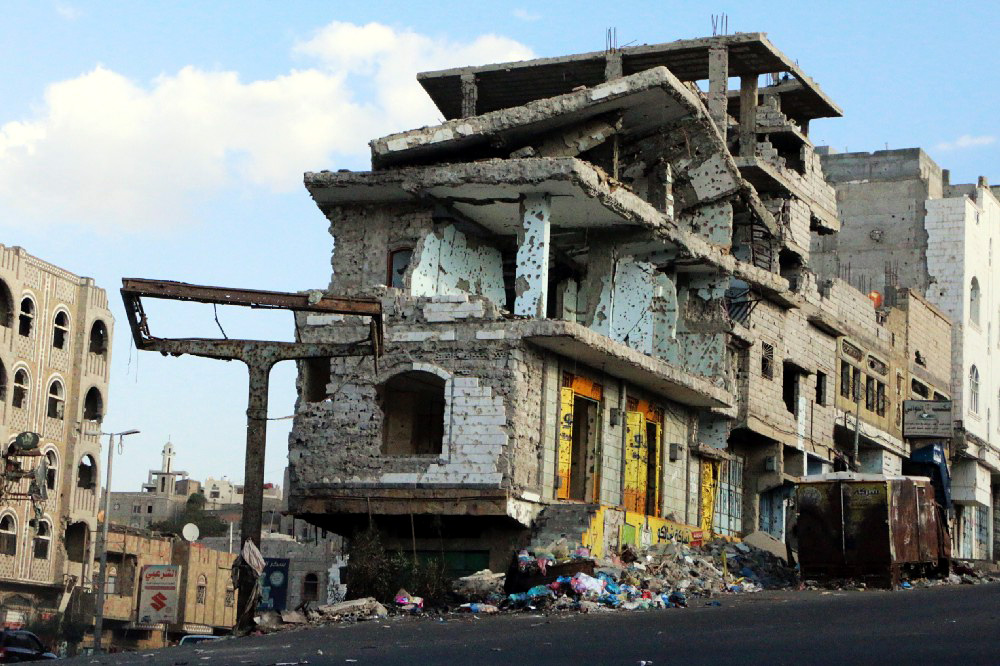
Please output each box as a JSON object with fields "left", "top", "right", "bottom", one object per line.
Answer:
{"left": 304, "top": 157, "right": 787, "bottom": 295}
{"left": 373, "top": 66, "right": 703, "bottom": 169}
{"left": 418, "top": 33, "right": 841, "bottom": 126}
{"left": 371, "top": 67, "right": 779, "bottom": 233}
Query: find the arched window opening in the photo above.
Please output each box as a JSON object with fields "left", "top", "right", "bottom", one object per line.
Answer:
{"left": 17, "top": 298, "right": 33, "bottom": 337}
{"left": 0, "top": 515, "right": 16, "bottom": 556}
{"left": 970, "top": 277, "right": 981, "bottom": 326}
{"left": 89, "top": 320, "right": 108, "bottom": 355}
{"left": 45, "top": 450, "right": 57, "bottom": 491}
{"left": 52, "top": 311, "right": 69, "bottom": 349}
{"left": 302, "top": 573, "right": 320, "bottom": 603}
{"left": 46, "top": 380, "right": 64, "bottom": 420}
{"left": 77, "top": 455, "right": 96, "bottom": 490}
{"left": 196, "top": 575, "right": 208, "bottom": 604}
{"left": 12, "top": 370, "right": 28, "bottom": 409}
{"left": 0, "top": 280, "right": 13, "bottom": 328}
{"left": 380, "top": 371, "right": 446, "bottom": 456}
{"left": 83, "top": 387, "right": 104, "bottom": 421}
{"left": 969, "top": 365, "right": 980, "bottom": 415}
{"left": 105, "top": 565, "right": 118, "bottom": 595}
{"left": 33, "top": 520, "right": 50, "bottom": 559}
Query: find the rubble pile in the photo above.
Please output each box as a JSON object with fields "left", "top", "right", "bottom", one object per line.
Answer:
{"left": 482, "top": 536, "right": 796, "bottom": 613}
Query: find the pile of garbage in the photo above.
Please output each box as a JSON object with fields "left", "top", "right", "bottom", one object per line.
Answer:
{"left": 451, "top": 533, "right": 796, "bottom": 614}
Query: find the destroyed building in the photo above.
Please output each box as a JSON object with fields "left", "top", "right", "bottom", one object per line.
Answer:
{"left": 814, "top": 148, "right": 1000, "bottom": 559}
{"left": 0, "top": 245, "right": 113, "bottom": 626}
{"left": 286, "top": 34, "right": 954, "bottom": 569}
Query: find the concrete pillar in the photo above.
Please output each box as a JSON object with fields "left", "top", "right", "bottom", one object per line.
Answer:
{"left": 707, "top": 46, "right": 729, "bottom": 139}
{"left": 739, "top": 75, "right": 758, "bottom": 157}
{"left": 604, "top": 52, "right": 623, "bottom": 80}
{"left": 514, "top": 193, "right": 551, "bottom": 318}
{"left": 460, "top": 73, "right": 477, "bottom": 118}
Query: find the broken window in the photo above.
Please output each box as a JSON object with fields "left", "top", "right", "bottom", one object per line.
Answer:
{"left": 196, "top": 575, "right": 207, "bottom": 604}
{"left": 911, "top": 379, "right": 930, "bottom": 399}
{"left": 0, "top": 515, "right": 16, "bottom": 556}
{"left": 83, "top": 387, "right": 104, "bottom": 421}
{"left": 815, "top": 372, "right": 827, "bottom": 406}
{"left": 33, "top": 520, "right": 50, "bottom": 560}
{"left": 89, "top": 320, "right": 108, "bottom": 355}
{"left": 302, "top": 572, "right": 320, "bottom": 602}
{"left": 12, "top": 369, "right": 27, "bottom": 409}
{"left": 386, "top": 247, "right": 413, "bottom": 289}
{"left": 17, "top": 298, "right": 33, "bottom": 337}
{"left": 77, "top": 455, "right": 96, "bottom": 490}
{"left": 969, "top": 365, "right": 980, "bottom": 414}
{"left": 970, "top": 277, "right": 981, "bottom": 326}
{"left": 0, "top": 281, "right": 12, "bottom": 328}
{"left": 45, "top": 450, "right": 57, "bottom": 491}
{"left": 761, "top": 343, "right": 774, "bottom": 380}
{"left": 876, "top": 381, "right": 887, "bottom": 417}
{"left": 64, "top": 521, "right": 87, "bottom": 563}
{"left": 301, "top": 357, "right": 331, "bottom": 402}
{"left": 47, "top": 380, "right": 65, "bottom": 420}
{"left": 865, "top": 375, "right": 876, "bottom": 412}
{"left": 840, "top": 361, "right": 851, "bottom": 399}
{"left": 782, "top": 363, "right": 799, "bottom": 414}
{"left": 52, "top": 311, "right": 69, "bottom": 349}
{"left": 380, "top": 371, "right": 445, "bottom": 456}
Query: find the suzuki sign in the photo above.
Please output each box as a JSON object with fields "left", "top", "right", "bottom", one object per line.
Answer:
{"left": 138, "top": 565, "right": 181, "bottom": 625}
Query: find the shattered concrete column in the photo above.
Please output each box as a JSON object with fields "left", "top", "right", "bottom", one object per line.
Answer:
{"left": 579, "top": 242, "right": 616, "bottom": 336}
{"left": 461, "top": 73, "right": 478, "bottom": 118}
{"left": 739, "top": 75, "right": 758, "bottom": 157}
{"left": 651, "top": 273, "right": 678, "bottom": 358}
{"left": 514, "top": 193, "right": 551, "bottom": 318}
{"left": 707, "top": 46, "right": 729, "bottom": 139}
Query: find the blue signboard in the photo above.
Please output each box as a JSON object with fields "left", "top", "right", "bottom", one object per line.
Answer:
{"left": 258, "top": 558, "right": 290, "bottom": 611}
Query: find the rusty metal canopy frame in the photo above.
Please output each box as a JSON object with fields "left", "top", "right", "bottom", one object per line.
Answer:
{"left": 120, "top": 278, "right": 383, "bottom": 633}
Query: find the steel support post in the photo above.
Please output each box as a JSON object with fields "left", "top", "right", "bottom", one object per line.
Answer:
{"left": 236, "top": 358, "right": 274, "bottom": 633}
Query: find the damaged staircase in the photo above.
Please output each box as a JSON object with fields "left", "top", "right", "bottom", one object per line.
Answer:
{"left": 529, "top": 503, "right": 600, "bottom": 552}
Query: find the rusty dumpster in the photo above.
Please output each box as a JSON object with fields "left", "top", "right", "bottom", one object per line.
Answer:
{"left": 796, "top": 473, "right": 949, "bottom": 587}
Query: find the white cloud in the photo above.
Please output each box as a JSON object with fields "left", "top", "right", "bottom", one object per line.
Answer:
{"left": 512, "top": 8, "right": 541, "bottom": 21}
{"left": 935, "top": 134, "right": 996, "bottom": 152}
{"left": 55, "top": 3, "right": 82, "bottom": 20}
{"left": 0, "top": 22, "right": 533, "bottom": 233}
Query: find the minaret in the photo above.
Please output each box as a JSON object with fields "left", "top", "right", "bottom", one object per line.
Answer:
{"left": 161, "top": 441, "right": 175, "bottom": 473}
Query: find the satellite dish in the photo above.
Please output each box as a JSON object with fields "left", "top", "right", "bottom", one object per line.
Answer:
{"left": 182, "top": 523, "right": 200, "bottom": 542}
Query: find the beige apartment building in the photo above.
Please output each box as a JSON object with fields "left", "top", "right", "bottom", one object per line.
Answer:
{"left": 0, "top": 245, "right": 113, "bottom": 627}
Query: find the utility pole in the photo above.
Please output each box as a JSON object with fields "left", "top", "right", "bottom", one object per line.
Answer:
{"left": 93, "top": 429, "right": 141, "bottom": 654}
{"left": 852, "top": 375, "right": 862, "bottom": 471}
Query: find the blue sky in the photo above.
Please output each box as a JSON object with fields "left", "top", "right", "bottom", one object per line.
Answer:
{"left": 1, "top": 1, "right": 996, "bottom": 491}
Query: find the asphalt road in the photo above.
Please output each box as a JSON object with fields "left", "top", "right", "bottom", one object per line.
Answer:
{"left": 71, "top": 583, "right": 1000, "bottom": 665}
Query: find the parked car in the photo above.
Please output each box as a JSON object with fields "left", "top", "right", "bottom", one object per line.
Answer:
{"left": 0, "top": 629, "right": 57, "bottom": 661}
{"left": 177, "top": 634, "right": 220, "bottom": 646}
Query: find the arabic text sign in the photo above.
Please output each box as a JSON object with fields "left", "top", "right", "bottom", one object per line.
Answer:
{"left": 138, "top": 565, "right": 181, "bottom": 624}
{"left": 903, "top": 400, "right": 953, "bottom": 438}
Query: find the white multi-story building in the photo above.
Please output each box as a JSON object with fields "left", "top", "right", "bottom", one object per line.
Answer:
{"left": 815, "top": 148, "right": 1000, "bottom": 559}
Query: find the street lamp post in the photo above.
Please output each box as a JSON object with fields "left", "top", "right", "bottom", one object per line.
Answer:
{"left": 92, "top": 429, "right": 140, "bottom": 654}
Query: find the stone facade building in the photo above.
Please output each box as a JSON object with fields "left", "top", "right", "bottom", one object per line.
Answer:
{"left": 285, "top": 35, "right": 956, "bottom": 568}
{"left": 814, "top": 148, "right": 1000, "bottom": 559}
{"left": 0, "top": 245, "right": 112, "bottom": 627}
